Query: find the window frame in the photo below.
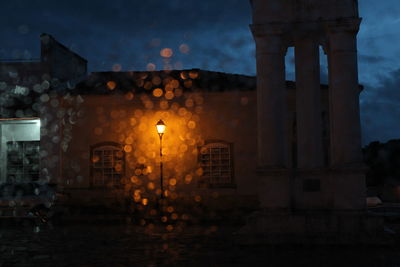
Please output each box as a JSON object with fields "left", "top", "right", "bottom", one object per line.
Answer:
{"left": 198, "top": 140, "right": 236, "bottom": 188}
{"left": 90, "top": 142, "right": 125, "bottom": 187}
{"left": 6, "top": 141, "right": 40, "bottom": 183}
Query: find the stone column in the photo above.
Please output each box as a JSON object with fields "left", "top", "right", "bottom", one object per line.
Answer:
{"left": 326, "top": 18, "right": 362, "bottom": 167}
{"left": 295, "top": 38, "right": 324, "bottom": 169}
{"left": 251, "top": 24, "right": 288, "bottom": 169}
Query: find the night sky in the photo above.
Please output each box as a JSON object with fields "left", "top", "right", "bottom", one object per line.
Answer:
{"left": 1, "top": 0, "right": 399, "bottom": 145}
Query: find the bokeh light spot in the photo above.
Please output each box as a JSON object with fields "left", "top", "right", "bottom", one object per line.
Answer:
{"left": 112, "top": 64, "right": 122, "bottom": 72}
{"left": 107, "top": 81, "right": 116, "bottom": 90}
{"left": 179, "top": 43, "right": 190, "bottom": 54}
{"left": 147, "top": 63, "right": 156, "bottom": 71}
{"left": 160, "top": 48, "right": 173, "bottom": 58}
{"left": 153, "top": 88, "right": 163, "bottom": 97}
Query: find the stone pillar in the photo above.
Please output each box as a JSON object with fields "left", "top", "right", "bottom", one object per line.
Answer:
{"left": 251, "top": 24, "right": 290, "bottom": 210}
{"left": 326, "top": 18, "right": 362, "bottom": 167}
{"left": 251, "top": 24, "right": 288, "bottom": 168}
{"left": 295, "top": 38, "right": 324, "bottom": 169}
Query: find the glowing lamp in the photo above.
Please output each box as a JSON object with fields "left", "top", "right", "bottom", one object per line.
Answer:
{"left": 156, "top": 119, "right": 166, "bottom": 200}
{"left": 156, "top": 119, "right": 166, "bottom": 136}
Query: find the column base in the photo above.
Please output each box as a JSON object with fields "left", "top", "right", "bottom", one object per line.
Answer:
{"left": 256, "top": 167, "right": 291, "bottom": 210}
{"left": 293, "top": 166, "right": 366, "bottom": 210}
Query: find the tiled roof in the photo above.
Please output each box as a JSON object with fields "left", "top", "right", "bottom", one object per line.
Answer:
{"left": 72, "top": 69, "right": 330, "bottom": 95}
{"left": 73, "top": 69, "right": 257, "bottom": 95}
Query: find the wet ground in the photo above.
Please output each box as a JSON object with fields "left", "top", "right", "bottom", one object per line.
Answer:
{"left": 1, "top": 219, "right": 400, "bottom": 266}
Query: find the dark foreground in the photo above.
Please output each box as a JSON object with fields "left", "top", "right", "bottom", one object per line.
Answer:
{"left": 1, "top": 219, "right": 400, "bottom": 267}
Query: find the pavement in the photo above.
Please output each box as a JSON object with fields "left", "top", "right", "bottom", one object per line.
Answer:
{"left": 1, "top": 218, "right": 400, "bottom": 267}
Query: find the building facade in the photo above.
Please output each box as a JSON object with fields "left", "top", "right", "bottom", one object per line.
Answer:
{"left": 0, "top": 34, "right": 332, "bottom": 210}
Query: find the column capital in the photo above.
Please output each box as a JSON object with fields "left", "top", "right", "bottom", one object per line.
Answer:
{"left": 251, "top": 25, "right": 288, "bottom": 55}
{"left": 324, "top": 18, "right": 362, "bottom": 34}
{"left": 250, "top": 23, "right": 288, "bottom": 37}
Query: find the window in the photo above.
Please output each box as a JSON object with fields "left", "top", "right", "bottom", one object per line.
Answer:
{"left": 90, "top": 142, "right": 124, "bottom": 187}
{"left": 7, "top": 141, "right": 40, "bottom": 182}
{"left": 199, "top": 141, "right": 235, "bottom": 188}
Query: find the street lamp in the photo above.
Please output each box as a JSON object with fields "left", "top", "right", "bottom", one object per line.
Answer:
{"left": 156, "top": 119, "right": 166, "bottom": 199}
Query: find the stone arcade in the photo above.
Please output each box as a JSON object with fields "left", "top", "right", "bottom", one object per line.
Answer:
{"left": 243, "top": 0, "right": 382, "bottom": 241}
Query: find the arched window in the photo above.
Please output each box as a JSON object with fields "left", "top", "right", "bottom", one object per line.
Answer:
{"left": 90, "top": 142, "right": 125, "bottom": 187}
{"left": 199, "top": 140, "right": 235, "bottom": 188}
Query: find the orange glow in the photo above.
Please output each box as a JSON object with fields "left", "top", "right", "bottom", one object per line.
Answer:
{"left": 165, "top": 91, "right": 174, "bottom": 100}
{"left": 178, "top": 107, "right": 187, "bottom": 116}
{"left": 185, "top": 99, "right": 194, "bottom": 108}
{"left": 196, "top": 168, "right": 204, "bottom": 176}
{"left": 125, "top": 137, "right": 133, "bottom": 145}
{"left": 141, "top": 198, "right": 148, "bottom": 206}
{"left": 147, "top": 182, "right": 155, "bottom": 190}
{"left": 156, "top": 119, "right": 166, "bottom": 135}
{"left": 114, "top": 163, "right": 122, "bottom": 172}
{"left": 195, "top": 106, "right": 203, "bottom": 114}
{"left": 92, "top": 155, "right": 100, "bottom": 163}
{"left": 166, "top": 206, "right": 174, "bottom": 213}
{"left": 130, "top": 176, "right": 139, "bottom": 184}
{"left": 152, "top": 76, "right": 161, "bottom": 86}
{"left": 169, "top": 178, "right": 177, "bottom": 186}
{"left": 134, "top": 109, "right": 143, "bottom": 118}
{"left": 165, "top": 83, "right": 174, "bottom": 92}
{"left": 180, "top": 71, "right": 188, "bottom": 80}
{"left": 138, "top": 156, "right": 146, "bottom": 164}
{"left": 187, "top": 121, "right": 196, "bottom": 129}
{"left": 152, "top": 88, "right": 163, "bottom": 97}
{"left": 170, "top": 79, "right": 179, "bottom": 88}
{"left": 160, "top": 48, "right": 173, "bottom": 58}
{"left": 179, "top": 144, "right": 188, "bottom": 153}
{"left": 184, "top": 174, "right": 192, "bottom": 184}
{"left": 134, "top": 168, "right": 142, "bottom": 176}
{"left": 175, "top": 88, "right": 183, "bottom": 97}
{"left": 107, "top": 81, "right": 116, "bottom": 90}
{"left": 124, "top": 145, "right": 132, "bottom": 153}
{"left": 160, "top": 100, "right": 169, "bottom": 110}
{"left": 194, "top": 195, "right": 202, "bottom": 202}
{"left": 130, "top": 117, "right": 137, "bottom": 126}
{"left": 125, "top": 92, "right": 134, "bottom": 100}
{"left": 184, "top": 80, "right": 192, "bottom": 88}
{"left": 189, "top": 71, "right": 198, "bottom": 79}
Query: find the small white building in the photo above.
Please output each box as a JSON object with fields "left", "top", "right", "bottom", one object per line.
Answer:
{"left": 0, "top": 118, "right": 41, "bottom": 184}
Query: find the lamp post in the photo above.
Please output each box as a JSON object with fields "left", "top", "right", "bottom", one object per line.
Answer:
{"left": 156, "top": 119, "right": 166, "bottom": 199}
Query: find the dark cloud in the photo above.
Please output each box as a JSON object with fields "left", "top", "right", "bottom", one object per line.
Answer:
{"left": 1, "top": 0, "right": 400, "bottom": 143}
{"left": 361, "top": 68, "right": 400, "bottom": 144}
{"left": 359, "top": 54, "right": 387, "bottom": 64}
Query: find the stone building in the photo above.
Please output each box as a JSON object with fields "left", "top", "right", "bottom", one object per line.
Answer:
{"left": 243, "top": 0, "right": 382, "bottom": 240}
{"left": 0, "top": 34, "right": 334, "bottom": 209}
{"left": 0, "top": 34, "right": 86, "bottom": 188}
{"left": 38, "top": 69, "right": 332, "bottom": 207}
